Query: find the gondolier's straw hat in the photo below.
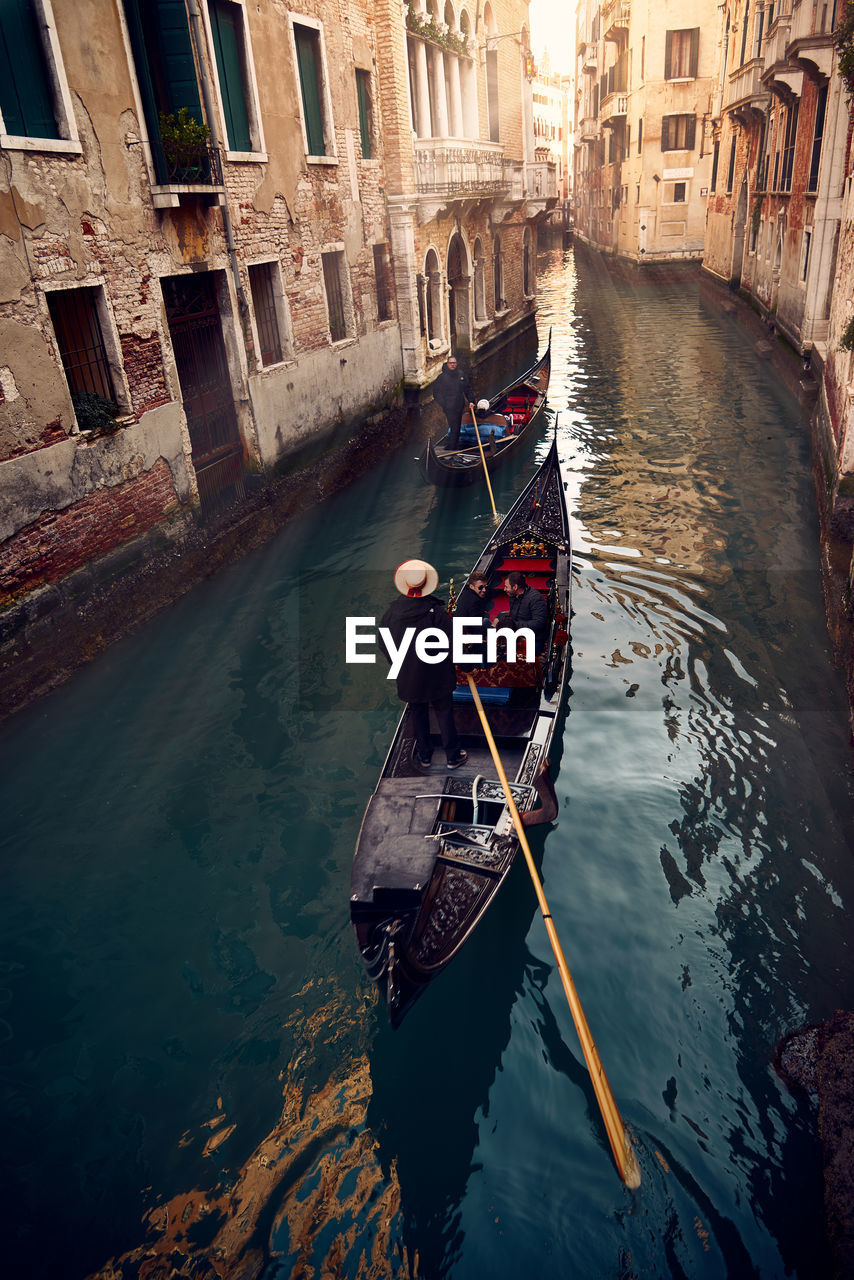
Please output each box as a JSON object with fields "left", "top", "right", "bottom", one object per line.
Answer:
{"left": 477, "top": 398, "right": 490, "bottom": 410}
{"left": 394, "top": 559, "right": 439, "bottom": 597}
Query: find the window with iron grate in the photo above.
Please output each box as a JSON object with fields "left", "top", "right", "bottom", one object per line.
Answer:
{"left": 248, "top": 262, "right": 284, "bottom": 366}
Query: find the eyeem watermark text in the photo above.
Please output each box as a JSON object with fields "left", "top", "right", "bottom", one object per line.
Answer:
{"left": 346, "top": 616, "right": 535, "bottom": 678}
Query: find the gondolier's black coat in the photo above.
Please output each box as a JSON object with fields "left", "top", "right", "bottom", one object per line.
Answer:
{"left": 432, "top": 362, "right": 474, "bottom": 424}
{"left": 379, "top": 594, "right": 456, "bottom": 702}
{"left": 454, "top": 584, "right": 493, "bottom": 667}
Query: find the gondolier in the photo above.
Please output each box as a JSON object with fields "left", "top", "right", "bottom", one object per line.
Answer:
{"left": 431, "top": 354, "right": 474, "bottom": 448}
{"left": 379, "top": 559, "right": 468, "bottom": 771}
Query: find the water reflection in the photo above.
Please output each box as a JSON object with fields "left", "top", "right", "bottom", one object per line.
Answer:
{"left": 0, "top": 248, "right": 852, "bottom": 1280}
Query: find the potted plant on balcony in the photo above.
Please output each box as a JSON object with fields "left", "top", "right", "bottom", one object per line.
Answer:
{"left": 158, "top": 108, "right": 211, "bottom": 183}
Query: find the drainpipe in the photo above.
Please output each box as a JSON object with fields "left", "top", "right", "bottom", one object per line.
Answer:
{"left": 186, "top": 0, "right": 249, "bottom": 315}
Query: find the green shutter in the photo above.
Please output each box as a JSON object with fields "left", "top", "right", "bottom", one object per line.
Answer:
{"left": 154, "top": 0, "right": 203, "bottom": 120}
{"left": 661, "top": 115, "right": 670, "bottom": 151}
{"left": 356, "top": 69, "right": 371, "bottom": 159}
{"left": 294, "top": 25, "right": 325, "bottom": 156}
{"left": 690, "top": 27, "right": 700, "bottom": 78}
{"left": 210, "top": 0, "right": 252, "bottom": 151}
{"left": 686, "top": 115, "right": 696, "bottom": 151}
{"left": 664, "top": 30, "right": 673, "bottom": 79}
{"left": 0, "top": 0, "right": 59, "bottom": 138}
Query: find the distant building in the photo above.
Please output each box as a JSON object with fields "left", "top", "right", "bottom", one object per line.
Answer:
{"left": 391, "top": 0, "right": 557, "bottom": 387}
{"left": 531, "top": 53, "right": 571, "bottom": 202}
{"left": 574, "top": 0, "right": 719, "bottom": 262}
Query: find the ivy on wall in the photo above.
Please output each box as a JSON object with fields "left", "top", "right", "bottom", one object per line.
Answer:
{"left": 405, "top": 3, "right": 473, "bottom": 58}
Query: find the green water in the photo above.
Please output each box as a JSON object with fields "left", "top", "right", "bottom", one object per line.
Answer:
{"left": 1, "top": 248, "right": 851, "bottom": 1279}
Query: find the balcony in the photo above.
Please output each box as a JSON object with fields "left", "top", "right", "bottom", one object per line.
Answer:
{"left": 787, "top": 0, "right": 835, "bottom": 78}
{"left": 150, "top": 142, "right": 225, "bottom": 209}
{"left": 761, "top": 12, "right": 804, "bottom": 98}
{"left": 413, "top": 139, "right": 508, "bottom": 199}
{"left": 724, "top": 59, "right": 769, "bottom": 121}
{"left": 579, "top": 116, "right": 601, "bottom": 143}
{"left": 600, "top": 93, "right": 628, "bottom": 126}
{"left": 526, "top": 160, "right": 558, "bottom": 217}
{"left": 602, "top": 0, "right": 630, "bottom": 42}
{"left": 582, "top": 45, "right": 598, "bottom": 74}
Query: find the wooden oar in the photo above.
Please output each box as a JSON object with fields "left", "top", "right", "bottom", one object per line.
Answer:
{"left": 469, "top": 407, "right": 499, "bottom": 523}
{"left": 464, "top": 674, "right": 642, "bottom": 1189}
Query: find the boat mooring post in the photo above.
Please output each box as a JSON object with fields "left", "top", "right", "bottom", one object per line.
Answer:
{"left": 465, "top": 675, "right": 642, "bottom": 1190}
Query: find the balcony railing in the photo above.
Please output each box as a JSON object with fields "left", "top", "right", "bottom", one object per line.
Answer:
{"left": 763, "top": 12, "right": 793, "bottom": 70}
{"left": 579, "top": 116, "right": 601, "bottom": 142}
{"left": 724, "top": 59, "right": 768, "bottom": 109}
{"left": 150, "top": 142, "right": 225, "bottom": 208}
{"left": 602, "top": 0, "right": 630, "bottom": 39}
{"left": 526, "top": 160, "right": 557, "bottom": 200}
{"left": 413, "top": 138, "right": 508, "bottom": 197}
{"left": 582, "top": 46, "right": 598, "bottom": 73}
{"left": 600, "top": 92, "right": 628, "bottom": 123}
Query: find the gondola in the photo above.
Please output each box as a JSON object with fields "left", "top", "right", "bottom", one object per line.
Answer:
{"left": 419, "top": 333, "right": 551, "bottom": 487}
{"left": 351, "top": 437, "right": 571, "bottom": 1026}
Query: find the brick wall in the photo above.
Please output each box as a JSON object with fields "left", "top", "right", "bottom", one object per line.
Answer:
{"left": 0, "top": 459, "right": 179, "bottom": 608}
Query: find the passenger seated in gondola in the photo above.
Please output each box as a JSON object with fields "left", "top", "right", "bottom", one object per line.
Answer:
{"left": 457, "top": 399, "right": 511, "bottom": 446}
{"left": 497, "top": 570, "right": 549, "bottom": 654}
{"left": 453, "top": 571, "right": 495, "bottom": 669}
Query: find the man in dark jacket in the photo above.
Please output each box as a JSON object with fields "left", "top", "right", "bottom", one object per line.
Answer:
{"left": 380, "top": 559, "right": 467, "bottom": 770}
{"left": 454, "top": 571, "right": 494, "bottom": 669}
{"left": 503, "top": 571, "right": 549, "bottom": 653}
{"left": 432, "top": 354, "right": 475, "bottom": 448}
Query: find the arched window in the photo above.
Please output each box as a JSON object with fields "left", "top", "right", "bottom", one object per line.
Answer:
{"left": 493, "top": 234, "right": 505, "bottom": 310}
{"left": 473, "top": 237, "right": 486, "bottom": 320}
{"left": 424, "top": 247, "right": 443, "bottom": 346}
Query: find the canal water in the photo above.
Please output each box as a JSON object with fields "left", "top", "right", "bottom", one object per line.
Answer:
{"left": 1, "top": 249, "right": 852, "bottom": 1279}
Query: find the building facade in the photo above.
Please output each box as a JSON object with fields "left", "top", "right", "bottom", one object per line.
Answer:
{"left": 0, "top": 0, "right": 554, "bottom": 619}
{"left": 573, "top": 0, "right": 719, "bottom": 262}
{"left": 387, "top": 0, "right": 556, "bottom": 387}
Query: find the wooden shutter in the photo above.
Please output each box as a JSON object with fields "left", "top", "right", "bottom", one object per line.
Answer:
{"left": 210, "top": 0, "right": 252, "bottom": 151}
{"left": 294, "top": 25, "right": 325, "bottom": 155}
{"left": 664, "top": 30, "right": 673, "bottom": 79}
{"left": 661, "top": 115, "right": 670, "bottom": 151}
{"left": 0, "top": 0, "right": 59, "bottom": 138}
{"left": 154, "top": 0, "right": 203, "bottom": 119}
{"left": 689, "top": 28, "right": 700, "bottom": 77}
{"left": 356, "top": 70, "right": 371, "bottom": 159}
{"left": 686, "top": 115, "right": 696, "bottom": 151}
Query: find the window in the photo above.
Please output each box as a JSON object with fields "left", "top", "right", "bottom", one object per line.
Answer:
{"left": 710, "top": 139, "right": 720, "bottom": 192}
{"left": 209, "top": 0, "right": 260, "bottom": 154}
{"left": 486, "top": 48, "right": 500, "bottom": 142}
{"left": 356, "top": 69, "right": 372, "bottom": 159}
{"left": 46, "top": 287, "right": 119, "bottom": 410}
{"left": 0, "top": 0, "right": 77, "bottom": 149}
{"left": 780, "top": 101, "right": 799, "bottom": 192}
{"left": 637, "top": 117, "right": 643, "bottom": 154}
{"left": 248, "top": 262, "right": 286, "bottom": 366}
{"left": 473, "top": 238, "right": 486, "bottom": 322}
{"left": 373, "top": 244, "right": 394, "bottom": 321}
{"left": 292, "top": 19, "right": 332, "bottom": 158}
{"left": 740, "top": 3, "right": 750, "bottom": 65}
{"left": 665, "top": 29, "right": 699, "bottom": 79}
{"left": 749, "top": 218, "right": 759, "bottom": 254}
{"left": 727, "top": 137, "right": 736, "bottom": 192}
{"left": 754, "top": 6, "right": 764, "bottom": 57}
{"left": 321, "top": 250, "right": 351, "bottom": 342}
{"left": 523, "top": 227, "right": 534, "bottom": 297}
{"left": 122, "top": 0, "right": 208, "bottom": 184}
{"left": 672, "top": 181, "right": 686, "bottom": 203}
{"left": 801, "top": 229, "right": 811, "bottom": 281}
{"left": 493, "top": 236, "right": 505, "bottom": 310}
{"left": 809, "top": 83, "right": 827, "bottom": 193}
{"left": 661, "top": 114, "right": 696, "bottom": 152}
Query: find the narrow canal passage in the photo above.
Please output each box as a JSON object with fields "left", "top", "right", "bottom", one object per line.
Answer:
{"left": 1, "top": 249, "right": 852, "bottom": 1279}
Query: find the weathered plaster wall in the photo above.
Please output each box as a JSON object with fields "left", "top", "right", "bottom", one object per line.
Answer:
{"left": 249, "top": 324, "right": 403, "bottom": 463}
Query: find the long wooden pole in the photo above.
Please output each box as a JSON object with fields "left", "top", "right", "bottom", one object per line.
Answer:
{"left": 469, "top": 407, "right": 499, "bottom": 522}
{"left": 465, "top": 674, "right": 642, "bottom": 1189}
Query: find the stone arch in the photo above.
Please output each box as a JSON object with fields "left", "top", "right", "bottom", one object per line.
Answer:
{"left": 424, "top": 246, "right": 444, "bottom": 348}
{"left": 447, "top": 230, "right": 471, "bottom": 348}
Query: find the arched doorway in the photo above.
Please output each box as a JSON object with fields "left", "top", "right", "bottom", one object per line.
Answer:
{"left": 447, "top": 232, "right": 470, "bottom": 349}
{"left": 731, "top": 179, "right": 748, "bottom": 287}
{"left": 424, "top": 247, "right": 443, "bottom": 348}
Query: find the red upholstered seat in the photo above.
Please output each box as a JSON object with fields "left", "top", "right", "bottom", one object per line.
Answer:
{"left": 495, "top": 558, "right": 554, "bottom": 573}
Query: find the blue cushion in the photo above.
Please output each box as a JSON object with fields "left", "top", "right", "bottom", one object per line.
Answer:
{"left": 453, "top": 685, "right": 512, "bottom": 704}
